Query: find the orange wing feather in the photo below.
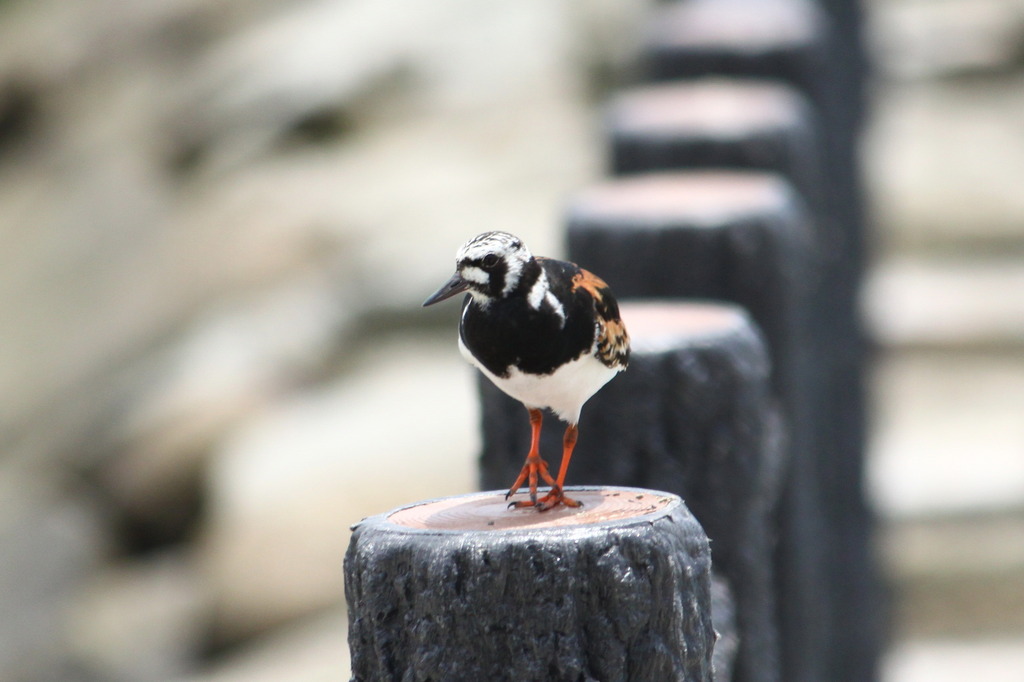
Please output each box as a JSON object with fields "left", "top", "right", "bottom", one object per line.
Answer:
{"left": 572, "top": 269, "right": 630, "bottom": 369}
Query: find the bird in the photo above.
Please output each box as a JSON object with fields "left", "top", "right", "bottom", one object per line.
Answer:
{"left": 423, "top": 231, "right": 629, "bottom": 511}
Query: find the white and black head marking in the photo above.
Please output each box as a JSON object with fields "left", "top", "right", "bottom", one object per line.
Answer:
{"left": 423, "top": 231, "right": 539, "bottom": 308}
{"left": 454, "top": 231, "right": 532, "bottom": 302}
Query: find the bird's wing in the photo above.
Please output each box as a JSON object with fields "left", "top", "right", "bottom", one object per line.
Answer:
{"left": 571, "top": 267, "right": 630, "bottom": 370}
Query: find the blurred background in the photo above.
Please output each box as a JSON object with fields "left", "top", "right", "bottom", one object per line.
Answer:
{"left": 0, "top": 0, "right": 1022, "bottom": 680}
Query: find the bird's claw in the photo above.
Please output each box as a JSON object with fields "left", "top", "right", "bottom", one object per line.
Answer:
{"left": 506, "top": 486, "right": 582, "bottom": 511}
{"left": 535, "top": 486, "right": 582, "bottom": 511}
{"left": 505, "top": 455, "right": 555, "bottom": 507}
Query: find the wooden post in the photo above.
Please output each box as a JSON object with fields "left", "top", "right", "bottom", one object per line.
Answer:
{"left": 636, "top": 2, "right": 880, "bottom": 679}
{"left": 642, "top": 0, "right": 828, "bottom": 104}
{"left": 479, "top": 302, "right": 784, "bottom": 682}
{"left": 565, "top": 172, "right": 812, "bottom": 403}
{"left": 562, "top": 174, "right": 823, "bottom": 682}
{"left": 638, "top": 0, "right": 868, "bottom": 373}
{"left": 345, "top": 488, "right": 716, "bottom": 682}
{"left": 604, "top": 80, "right": 821, "bottom": 216}
{"left": 788, "top": 3, "right": 883, "bottom": 679}
{"left": 638, "top": 0, "right": 867, "bottom": 339}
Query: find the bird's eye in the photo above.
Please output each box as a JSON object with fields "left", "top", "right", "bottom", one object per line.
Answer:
{"left": 482, "top": 254, "right": 499, "bottom": 269}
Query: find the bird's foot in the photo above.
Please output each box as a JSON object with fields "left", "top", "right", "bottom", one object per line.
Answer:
{"left": 507, "top": 485, "right": 582, "bottom": 512}
{"left": 505, "top": 454, "right": 556, "bottom": 508}
{"left": 535, "top": 486, "right": 582, "bottom": 511}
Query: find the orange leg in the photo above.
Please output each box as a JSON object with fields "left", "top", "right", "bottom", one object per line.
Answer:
{"left": 506, "top": 408, "right": 557, "bottom": 508}
{"left": 534, "top": 423, "right": 582, "bottom": 511}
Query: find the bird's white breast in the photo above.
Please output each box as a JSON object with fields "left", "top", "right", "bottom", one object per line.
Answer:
{"left": 458, "top": 335, "right": 620, "bottom": 424}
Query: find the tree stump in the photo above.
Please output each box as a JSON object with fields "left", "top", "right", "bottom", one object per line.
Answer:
{"left": 479, "top": 302, "right": 784, "bottom": 682}
{"left": 345, "top": 488, "right": 716, "bottom": 682}
{"left": 563, "top": 175, "right": 824, "bottom": 682}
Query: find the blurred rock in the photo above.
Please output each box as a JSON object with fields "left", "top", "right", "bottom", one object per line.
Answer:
{"left": 99, "top": 266, "right": 354, "bottom": 548}
{"left": 869, "top": 351, "right": 1024, "bottom": 518}
{"left": 67, "top": 550, "right": 211, "bottom": 682}
{"left": 199, "top": 336, "right": 477, "bottom": 641}
{"left": 178, "top": 0, "right": 649, "bottom": 170}
{"left": 0, "top": 469, "right": 109, "bottom": 682}
{"left": 866, "top": 257, "right": 1024, "bottom": 349}
{"left": 177, "top": 608, "right": 350, "bottom": 682}
{"left": 883, "top": 510, "right": 1024, "bottom": 641}
{"left": 887, "top": 512, "right": 1024, "bottom": 580}
{"left": 871, "top": 0, "right": 1024, "bottom": 79}
{"left": 884, "top": 637, "right": 1024, "bottom": 682}
{"left": 866, "top": 21, "right": 1024, "bottom": 252}
{"left": 177, "top": 0, "right": 436, "bottom": 167}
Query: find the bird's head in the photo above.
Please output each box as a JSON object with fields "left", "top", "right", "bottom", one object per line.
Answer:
{"left": 423, "top": 231, "right": 534, "bottom": 307}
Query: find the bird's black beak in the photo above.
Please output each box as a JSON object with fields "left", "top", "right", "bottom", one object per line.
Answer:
{"left": 423, "top": 271, "right": 470, "bottom": 307}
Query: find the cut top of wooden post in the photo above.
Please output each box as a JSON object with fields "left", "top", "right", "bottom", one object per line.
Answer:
{"left": 607, "top": 80, "right": 812, "bottom": 138}
{"left": 620, "top": 301, "right": 757, "bottom": 354}
{"left": 603, "top": 80, "right": 822, "bottom": 199}
{"left": 383, "top": 487, "right": 676, "bottom": 533}
{"left": 645, "top": 0, "right": 824, "bottom": 54}
{"left": 567, "top": 171, "right": 798, "bottom": 226}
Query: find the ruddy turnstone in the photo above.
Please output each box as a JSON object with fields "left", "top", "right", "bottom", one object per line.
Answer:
{"left": 423, "top": 231, "right": 629, "bottom": 511}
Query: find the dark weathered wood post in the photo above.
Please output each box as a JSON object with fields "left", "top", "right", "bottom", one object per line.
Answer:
{"left": 605, "top": 80, "right": 821, "bottom": 214}
{"left": 636, "top": 2, "right": 880, "bottom": 678}
{"left": 565, "top": 172, "right": 813, "bottom": 407}
{"left": 639, "top": 0, "right": 868, "bottom": 384}
{"left": 601, "top": 84, "right": 832, "bottom": 682}
{"left": 345, "top": 488, "right": 716, "bottom": 682}
{"left": 643, "top": 0, "right": 828, "bottom": 105}
{"left": 479, "top": 302, "right": 785, "bottom": 682}
{"left": 795, "top": 3, "right": 882, "bottom": 680}
{"left": 562, "top": 173, "right": 822, "bottom": 681}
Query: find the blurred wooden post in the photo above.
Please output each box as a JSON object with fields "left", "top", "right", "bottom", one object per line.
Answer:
{"left": 639, "top": 0, "right": 867, "bottom": 339}
{"left": 637, "top": 2, "right": 880, "bottom": 679}
{"left": 345, "top": 488, "right": 715, "bottom": 682}
{"left": 566, "top": 173, "right": 812, "bottom": 407}
{"left": 479, "top": 302, "right": 785, "bottom": 682}
{"left": 795, "top": 3, "right": 882, "bottom": 680}
{"left": 563, "top": 174, "right": 820, "bottom": 682}
{"left": 602, "top": 82, "right": 830, "bottom": 682}
{"left": 605, "top": 80, "right": 821, "bottom": 213}
{"left": 643, "top": 0, "right": 828, "bottom": 105}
